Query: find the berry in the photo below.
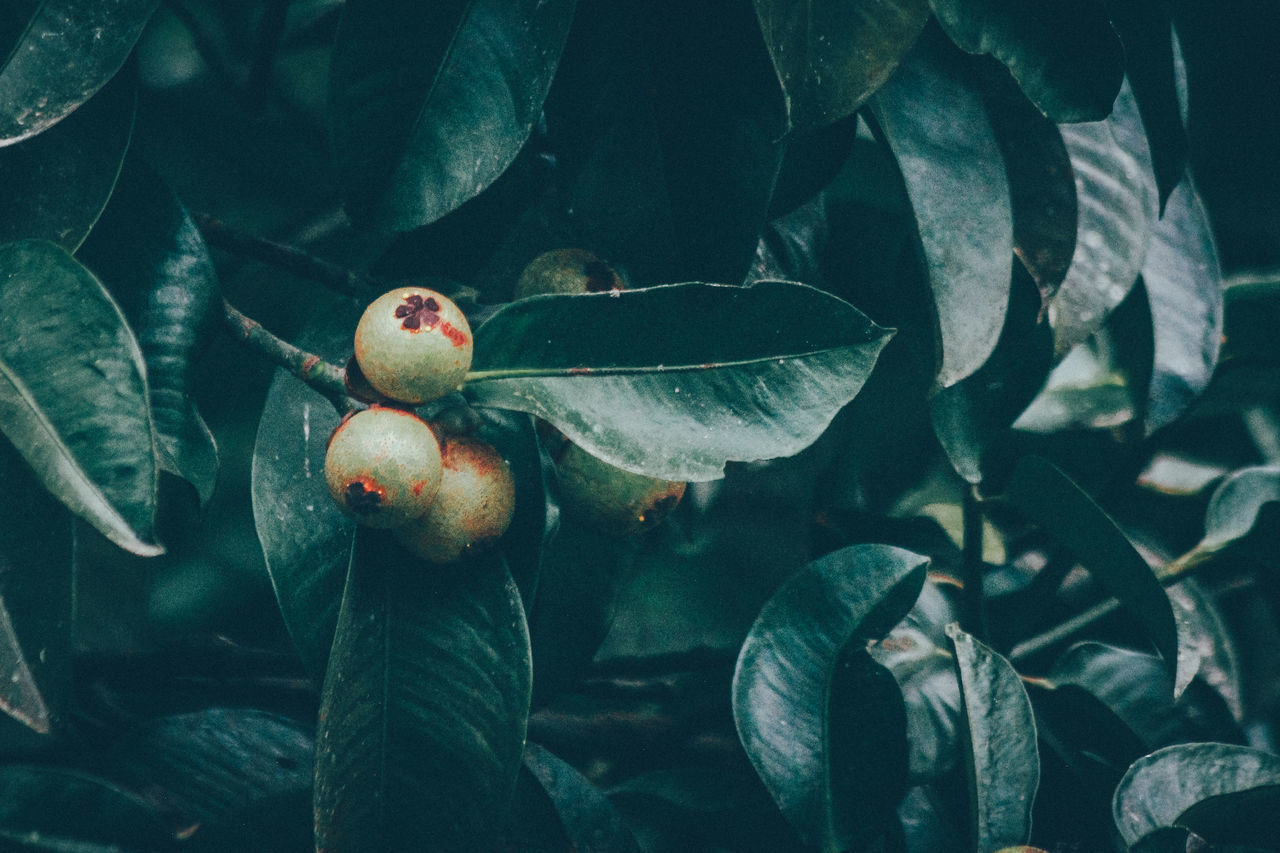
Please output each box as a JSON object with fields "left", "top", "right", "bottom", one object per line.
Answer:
{"left": 514, "top": 249, "right": 624, "bottom": 299}
{"left": 353, "top": 287, "right": 473, "bottom": 404}
{"left": 554, "top": 442, "right": 685, "bottom": 536}
{"left": 393, "top": 435, "right": 516, "bottom": 563}
{"left": 324, "top": 407, "right": 443, "bottom": 528}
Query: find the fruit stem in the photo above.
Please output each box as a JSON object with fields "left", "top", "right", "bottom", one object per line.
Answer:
{"left": 221, "top": 297, "right": 358, "bottom": 414}
{"left": 195, "top": 213, "right": 379, "bottom": 296}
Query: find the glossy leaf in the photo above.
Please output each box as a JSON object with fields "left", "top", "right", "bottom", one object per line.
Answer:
{"left": 466, "top": 281, "right": 893, "bottom": 481}
{"left": 1140, "top": 181, "right": 1223, "bottom": 436}
{"left": 0, "top": 0, "right": 157, "bottom": 145}
{"left": 329, "top": 0, "right": 577, "bottom": 230}
{"left": 1168, "top": 465, "right": 1280, "bottom": 574}
{"left": 523, "top": 742, "right": 639, "bottom": 853}
{"left": 732, "top": 544, "right": 927, "bottom": 848}
{"left": 929, "top": 0, "right": 1123, "bottom": 122}
{"left": 1049, "top": 83, "right": 1157, "bottom": 358}
{"left": 1005, "top": 456, "right": 1184, "bottom": 693}
{"left": 314, "top": 532, "right": 531, "bottom": 851}
{"left": 77, "top": 158, "right": 221, "bottom": 505}
{"left": 0, "top": 70, "right": 133, "bottom": 250}
{"left": 0, "top": 240, "right": 160, "bottom": 555}
{"left": 946, "top": 624, "right": 1038, "bottom": 850}
{"left": 870, "top": 625, "right": 962, "bottom": 783}
{"left": 0, "top": 766, "right": 177, "bottom": 850}
{"left": 752, "top": 0, "right": 929, "bottom": 133}
{"left": 867, "top": 36, "right": 1013, "bottom": 388}
{"left": 1113, "top": 743, "right": 1280, "bottom": 847}
{"left": 251, "top": 294, "right": 361, "bottom": 680}
{"left": 0, "top": 444, "right": 72, "bottom": 743}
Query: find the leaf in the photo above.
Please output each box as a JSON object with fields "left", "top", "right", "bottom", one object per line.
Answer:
{"left": 0, "top": 766, "right": 177, "bottom": 851}
{"left": 752, "top": 0, "right": 929, "bottom": 133}
{"left": 748, "top": 194, "right": 829, "bottom": 290}
{"left": 928, "top": 0, "right": 1123, "bottom": 122}
{"left": 250, "top": 293, "right": 360, "bottom": 681}
{"left": 0, "top": 443, "right": 72, "bottom": 744}
{"left": 0, "top": 239, "right": 160, "bottom": 555}
{"left": 522, "top": 742, "right": 640, "bottom": 853}
{"left": 0, "top": 0, "right": 158, "bottom": 145}
{"left": 1113, "top": 743, "right": 1280, "bottom": 847}
{"left": 465, "top": 281, "right": 893, "bottom": 482}
{"left": 1140, "top": 180, "right": 1223, "bottom": 436}
{"left": 1168, "top": 465, "right": 1280, "bottom": 574}
{"left": 867, "top": 35, "right": 1013, "bottom": 388}
{"left": 1049, "top": 82, "right": 1158, "bottom": 358}
{"left": 1005, "top": 456, "right": 1184, "bottom": 694}
{"left": 732, "top": 543, "right": 928, "bottom": 849}
{"left": 946, "top": 625, "right": 1039, "bottom": 850}
{"left": 870, "top": 625, "right": 962, "bottom": 784}
{"left": 77, "top": 157, "right": 221, "bottom": 505}
{"left": 314, "top": 532, "right": 532, "bottom": 851}
{"left": 0, "top": 69, "right": 133, "bottom": 250}
{"left": 329, "top": 0, "right": 577, "bottom": 230}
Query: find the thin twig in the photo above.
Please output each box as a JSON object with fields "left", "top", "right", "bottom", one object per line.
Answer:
{"left": 961, "top": 487, "right": 988, "bottom": 641}
{"left": 196, "top": 213, "right": 378, "bottom": 296}
{"left": 222, "top": 297, "right": 357, "bottom": 414}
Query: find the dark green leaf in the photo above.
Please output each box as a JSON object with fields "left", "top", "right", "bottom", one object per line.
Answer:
{"left": 329, "top": 0, "right": 577, "bottom": 230}
{"left": 0, "top": 240, "right": 160, "bottom": 555}
{"left": 466, "top": 281, "right": 893, "bottom": 481}
{"left": 1113, "top": 743, "right": 1280, "bottom": 847}
{"left": 732, "top": 543, "right": 928, "bottom": 849}
{"left": 77, "top": 158, "right": 221, "bottom": 505}
{"left": 946, "top": 624, "right": 1038, "bottom": 850}
{"left": 752, "top": 0, "right": 929, "bottom": 133}
{"left": 314, "top": 532, "right": 532, "bottom": 851}
{"left": 1045, "top": 643, "right": 1177, "bottom": 755}
{"left": 0, "top": 766, "right": 177, "bottom": 851}
{"left": 768, "top": 115, "right": 858, "bottom": 219}
{"left": 928, "top": 0, "right": 1123, "bottom": 122}
{"left": 867, "top": 35, "right": 1013, "bottom": 388}
{"left": 870, "top": 625, "right": 962, "bottom": 783}
{"left": 1005, "top": 456, "right": 1184, "bottom": 693}
{"left": 522, "top": 742, "right": 639, "bottom": 853}
{"left": 102, "top": 708, "right": 312, "bottom": 852}
{"left": 1049, "top": 82, "right": 1157, "bottom": 358}
{"left": 250, "top": 293, "right": 360, "bottom": 680}
{"left": 1106, "top": 0, "right": 1187, "bottom": 211}
{"left": 1169, "top": 465, "right": 1280, "bottom": 573}
{"left": 0, "top": 70, "right": 133, "bottom": 250}
{"left": 1140, "top": 181, "right": 1222, "bottom": 436}
{"left": 0, "top": 0, "right": 157, "bottom": 145}
{"left": 0, "top": 443, "right": 71, "bottom": 744}
{"left": 748, "top": 195, "right": 828, "bottom": 288}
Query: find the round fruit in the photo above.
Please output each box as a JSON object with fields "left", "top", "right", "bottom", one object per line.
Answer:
{"left": 353, "top": 286, "right": 473, "bottom": 404}
{"left": 393, "top": 435, "right": 516, "bottom": 563}
{"left": 324, "top": 407, "right": 443, "bottom": 528}
{"left": 514, "top": 249, "right": 624, "bottom": 299}
{"left": 555, "top": 442, "right": 686, "bottom": 536}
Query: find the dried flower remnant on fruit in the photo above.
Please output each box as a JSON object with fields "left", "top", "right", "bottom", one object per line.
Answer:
{"left": 395, "top": 293, "right": 442, "bottom": 330}
{"left": 344, "top": 479, "right": 384, "bottom": 514}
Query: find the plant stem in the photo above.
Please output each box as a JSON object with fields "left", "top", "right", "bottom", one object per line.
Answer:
{"left": 195, "top": 213, "right": 378, "bottom": 297}
{"left": 245, "top": 0, "right": 290, "bottom": 109}
{"left": 961, "top": 487, "right": 988, "bottom": 641}
{"left": 221, "top": 298, "right": 357, "bottom": 414}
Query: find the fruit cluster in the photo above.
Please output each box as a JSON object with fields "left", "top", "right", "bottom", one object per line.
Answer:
{"left": 323, "top": 250, "right": 687, "bottom": 563}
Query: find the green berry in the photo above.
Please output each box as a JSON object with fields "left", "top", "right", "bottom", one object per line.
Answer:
{"left": 555, "top": 442, "right": 685, "bottom": 536}
{"left": 393, "top": 435, "right": 516, "bottom": 563}
{"left": 514, "top": 249, "right": 624, "bottom": 299}
{"left": 353, "top": 286, "right": 473, "bottom": 404}
{"left": 324, "top": 407, "right": 443, "bottom": 528}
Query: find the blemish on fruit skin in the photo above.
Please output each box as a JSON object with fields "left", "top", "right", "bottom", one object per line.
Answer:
{"left": 301, "top": 354, "right": 321, "bottom": 376}
{"left": 440, "top": 321, "right": 468, "bottom": 347}
{"left": 345, "top": 478, "right": 385, "bottom": 514}
{"left": 412, "top": 480, "right": 428, "bottom": 496}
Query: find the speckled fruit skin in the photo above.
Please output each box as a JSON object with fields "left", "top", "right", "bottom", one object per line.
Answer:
{"left": 324, "top": 407, "right": 443, "bottom": 528}
{"left": 555, "top": 442, "right": 686, "bottom": 536}
{"left": 353, "top": 286, "right": 473, "bottom": 404}
{"left": 513, "top": 249, "right": 624, "bottom": 299}
{"left": 393, "top": 435, "right": 516, "bottom": 564}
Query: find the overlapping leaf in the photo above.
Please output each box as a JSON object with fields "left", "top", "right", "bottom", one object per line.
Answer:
{"left": 522, "top": 742, "right": 639, "bottom": 853}
{"left": 315, "top": 533, "right": 531, "bottom": 851}
{"left": 867, "top": 36, "right": 1013, "bottom": 388}
{"left": 465, "top": 281, "right": 893, "bottom": 481}
{"left": 0, "top": 766, "right": 178, "bottom": 850}
{"left": 1165, "top": 465, "right": 1280, "bottom": 575}
{"left": 0, "top": 0, "right": 157, "bottom": 145}
{"left": 0, "top": 240, "right": 160, "bottom": 555}
{"left": 329, "top": 0, "right": 577, "bottom": 230}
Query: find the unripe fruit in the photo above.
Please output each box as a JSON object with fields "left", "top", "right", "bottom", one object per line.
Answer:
{"left": 514, "top": 249, "right": 624, "bottom": 299}
{"left": 324, "top": 407, "right": 443, "bottom": 528}
{"left": 393, "top": 435, "right": 516, "bottom": 564}
{"left": 555, "top": 442, "right": 686, "bottom": 536}
{"left": 353, "top": 287, "right": 473, "bottom": 404}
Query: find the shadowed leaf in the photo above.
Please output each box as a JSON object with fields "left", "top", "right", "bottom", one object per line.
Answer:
{"left": 0, "top": 766, "right": 177, "bottom": 851}
{"left": 522, "top": 742, "right": 640, "bottom": 853}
